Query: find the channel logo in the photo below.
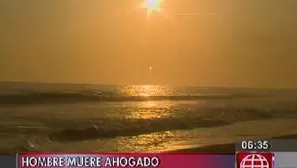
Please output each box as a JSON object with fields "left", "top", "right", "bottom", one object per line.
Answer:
{"left": 236, "top": 152, "right": 274, "bottom": 168}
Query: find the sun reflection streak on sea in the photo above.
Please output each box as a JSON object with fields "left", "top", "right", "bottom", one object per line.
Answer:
{"left": 125, "top": 101, "right": 174, "bottom": 119}
{"left": 118, "top": 85, "right": 175, "bottom": 119}
{"left": 120, "top": 85, "right": 175, "bottom": 97}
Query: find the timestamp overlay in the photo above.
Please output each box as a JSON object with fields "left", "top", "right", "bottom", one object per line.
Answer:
{"left": 235, "top": 139, "right": 297, "bottom": 168}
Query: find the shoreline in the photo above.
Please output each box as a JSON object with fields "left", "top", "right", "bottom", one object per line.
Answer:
{"left": 171, "top": 134, "right": 297, "bottom": 153}
{"left": 2, "top": 134, "right": 297, "bottom": 154}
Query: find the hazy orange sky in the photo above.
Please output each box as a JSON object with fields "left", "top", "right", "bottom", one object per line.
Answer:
{"left": 1, "top": 0, "right": 297, "bottom": 88}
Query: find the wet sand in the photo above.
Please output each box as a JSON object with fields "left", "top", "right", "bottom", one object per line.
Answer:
{"left": 171, "top": 134, "right": 297, "bottom": 153}
{"left": 2, "top": 134, "right": 297, "bottom": 154}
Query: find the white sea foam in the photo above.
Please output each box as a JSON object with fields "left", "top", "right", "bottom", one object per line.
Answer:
{"left": 0, "top": 82, "right": 297, "bottom": 153}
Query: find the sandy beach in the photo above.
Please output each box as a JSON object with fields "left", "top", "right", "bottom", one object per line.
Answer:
{"left": 172, "top": 134, "right": 297, "bottom": 153}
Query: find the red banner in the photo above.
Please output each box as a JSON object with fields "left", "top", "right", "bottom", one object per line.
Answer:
{"left": 18, "top": 153, "right": 234, "bottom": 168}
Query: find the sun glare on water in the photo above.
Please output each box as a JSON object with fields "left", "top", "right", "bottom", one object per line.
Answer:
{"left": 122, "top": 85, "right": 173, "bottom": 97}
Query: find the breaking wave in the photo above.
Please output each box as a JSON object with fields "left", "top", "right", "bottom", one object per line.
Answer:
{"left": 0, "top": 92, "right": 255, "bottom": 105}
{"left": 48, "top": 118, "right": 231, "bottom": 142}
{"left": 47, "top": 107, "right": 297, "bottom": 142}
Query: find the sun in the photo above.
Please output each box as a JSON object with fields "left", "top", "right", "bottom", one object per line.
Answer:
{"left": 140, "top": 0, "right": 163, "bottom": 19}
{"left": 146, "top": 0, "right": 161, "bottom": 10}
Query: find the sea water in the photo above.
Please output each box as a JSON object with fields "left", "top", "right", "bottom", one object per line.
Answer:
{"left": 0, "top": 82, "right": 297, "bottom": 153}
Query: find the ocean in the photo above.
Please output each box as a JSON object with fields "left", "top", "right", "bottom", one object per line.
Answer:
{"left": 1, "top": 82, "right": 297, "bottom": 153}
